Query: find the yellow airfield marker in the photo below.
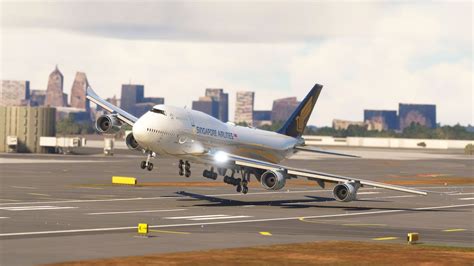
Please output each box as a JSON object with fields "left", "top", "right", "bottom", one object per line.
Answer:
{"left": 260, "top": 232, "right": 272, "bottom": 236}
{"left": 112, "top": 176, "right": 137, "bottom": 185}
{"left": 137, "top": 223, "right": 149, "bottom": 235}
{"left": 407, "top": 232, "right": 419, "bottom": 244}
{"left": 372, "top": 237, "right": 398, "bottom": 241}
{"left": 443, "top": 229, "right": 467, "bottom": 232}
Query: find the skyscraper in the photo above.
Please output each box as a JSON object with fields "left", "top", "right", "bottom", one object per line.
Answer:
{"left": 70, "top": 72, "right": 90, "bottom": 111}
{"left": 192, "top": 96, "right": 219, "bottom": 119}
{"left": 0, "top": 80, "right": 30, "bottom": 106}
{"left": 364, "top": 110, "right": 398, "bottom": 130}
{"left": 45, "top": 65, "right": 66, "bottom": 107}
{"left": 120, "top": 84, "right": 144, "bottom": 115}
{"left": 399, "top": 103, "right": 437, "bottom": 130}
{"left": 235, "top": 91, "right": 254, "bottom": 125}
{"left": 271, "top": 97, "right": 300, "bottom": 123}
{"left": 205, "top": 88, "right": 229, "bottom": 122}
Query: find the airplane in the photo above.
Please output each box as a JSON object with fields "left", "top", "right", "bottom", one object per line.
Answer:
{"left": 86, "top": 84, "right": 427, "bottom": 201}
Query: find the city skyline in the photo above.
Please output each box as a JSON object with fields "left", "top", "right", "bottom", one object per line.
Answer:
{"left": 1, "top": 2, "right": 471, "bottom": 126}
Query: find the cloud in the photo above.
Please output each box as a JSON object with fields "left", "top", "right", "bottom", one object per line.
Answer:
{"left": 0, "top": 1, "right": 472, "bottom": 126}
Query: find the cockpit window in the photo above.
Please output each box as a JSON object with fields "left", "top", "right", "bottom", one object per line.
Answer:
{"left": 150, "top": 108, "right": 166, "bottom": 115}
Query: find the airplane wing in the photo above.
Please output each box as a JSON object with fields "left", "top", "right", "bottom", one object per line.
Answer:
{"left": 86, "top": 86, "right": 138, "bottom": 126}
{"left": 212, "top": 152, "right": 427, "bottom": 196}
{"left": 294, "top": 146, "right": 360, "bottom": 158}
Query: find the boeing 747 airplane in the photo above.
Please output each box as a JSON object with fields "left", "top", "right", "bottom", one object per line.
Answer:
{"left": 86, "top": 84, "right": 427, "bottom": 201}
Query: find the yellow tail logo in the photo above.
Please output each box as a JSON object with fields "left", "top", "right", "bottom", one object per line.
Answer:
{"left": 296, "top": 96, "right": 314, "bottom": 133}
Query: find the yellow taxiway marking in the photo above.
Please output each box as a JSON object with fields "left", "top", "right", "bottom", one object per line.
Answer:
{"left": 148, "top": 229, "right": 190, "bottom": 235}
{"left": 443, "top": 229, "right": 467, "bottom": 232}
{"left": 372, "top": 237, "right": 398, "bottom": 241}
{"left": 28, "top": 193, "right": 50, "bottom": 197}
{"left": 260, "top": 232, "right": 272, "bottom": 236}
{"left": 342, "top": 224, "right": 387, "bottom": 227}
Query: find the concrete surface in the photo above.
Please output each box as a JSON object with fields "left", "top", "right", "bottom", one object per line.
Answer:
{"left": 0, "top": 148, "right": 472, "bottom": 265}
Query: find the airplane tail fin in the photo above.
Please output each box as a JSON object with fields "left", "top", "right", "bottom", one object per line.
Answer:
{"left": 277, "top": 84, "right": 323, "bottom": 138}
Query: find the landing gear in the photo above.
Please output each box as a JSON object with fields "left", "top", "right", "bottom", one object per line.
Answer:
{"left": 140, "top": 151, "right": 155, "bottom": 171}
{"left": 203, "top": 167, "right": 218, "bottom": 180}
{"left": 179, "top": 160, "right": 191, "bottom": 177}
{"left": 223, "top": 169, "right": 249, "bottom": 194}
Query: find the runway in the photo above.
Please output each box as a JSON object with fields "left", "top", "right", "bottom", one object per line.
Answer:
{"left": 0, "top": 148, "right": 472, "bottom": 265}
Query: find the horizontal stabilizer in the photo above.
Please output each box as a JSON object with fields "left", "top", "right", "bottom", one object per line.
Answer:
{"left": 295, "top": 146, "right": 360, "bottom": 158}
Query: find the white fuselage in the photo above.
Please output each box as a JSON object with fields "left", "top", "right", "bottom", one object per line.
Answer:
{"left": 132, "top": 105, "right": 298, "bottom": 165}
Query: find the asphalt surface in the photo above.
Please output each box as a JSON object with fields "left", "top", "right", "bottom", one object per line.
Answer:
{"left": 0, "top": 148, "right": 473, "bottom": 265}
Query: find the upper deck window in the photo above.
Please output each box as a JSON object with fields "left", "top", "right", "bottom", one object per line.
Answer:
{"left": 150, "top": 108, "right": 166, "bottom": 115}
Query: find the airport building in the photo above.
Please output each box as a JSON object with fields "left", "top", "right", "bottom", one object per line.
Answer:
{"left": 0, "top": 80, "right": 30, "bottom": 106}
{"left": 0, "top": 106, "right": 56, "bottom": 153}
{"left": 192, "top": 96, "right": 219, "bottom": 118}
{"left": 271, "top": 97, "right": 299, "bottom": 123}
{"left": 205, "top": 88, "right": 229, "bottom": 122}
{"left": 364, "top": 110, "right": 398, "bottom": 130}
{"left": 234, "top": 91, "right": 254, "bottom": 125}
{"left": 333, "top": 119, "right": 383, "bottom": 131}
{"left": 45, "top": 66, "right": 67, "bottom": 107}
{"left": 399, "top": 103, "right": 436, "bottom": 130}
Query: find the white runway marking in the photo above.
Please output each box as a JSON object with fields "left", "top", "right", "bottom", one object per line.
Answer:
{"left": 0, "top": 185, "right": 472, "bottom": 206}
{"left": 0, "top": 217, "right": 10, "bottom": 219}
{"left": 11, "top": 186, "right": 37, "bottom": 189}
{"left": 449, "top": 193, "right": 474, "bottom": 196}
{"left": 87, "top": 209, "right": 187, "bottom": 215}
{"left": 0, "top": 206, "right": 77, "bottom": 211}
{"left": 357, "top": 192, "right": 380, "bottom": 195}
{"left": 189, "top": 215, "right": 252, "bottom": 221}
{"left": 1, "top": 203, "right": 472, "bottom": 237}
{"left": 458, "top": 197, "right": 474, "bottom": 201}
{"left": 361, "top": 195, "right": 417, "bottom": 200}
{"left": 165, "top": 214, "right": 229, "bottom": 220}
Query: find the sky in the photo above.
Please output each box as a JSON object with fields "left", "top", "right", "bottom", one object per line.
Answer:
{"left": 1, "top": 1, "right": 472, "bottom": 126}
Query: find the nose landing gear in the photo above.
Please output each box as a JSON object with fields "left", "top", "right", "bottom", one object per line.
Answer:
{"left": 179, "top": 160, "right": 191, "bottom": 177}
{"left": 140, "top": 151, "right": 154, "bottom": 171}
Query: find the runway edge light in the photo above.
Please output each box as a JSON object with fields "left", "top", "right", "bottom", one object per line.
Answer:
{"left": 112, "top": 176, "right": 137, "bottom": 185}
{"left": 407, "top": 232, "right": 419, "bottom": 244}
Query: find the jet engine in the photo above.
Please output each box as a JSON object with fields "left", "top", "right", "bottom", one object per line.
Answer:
{"left": 125, "top": 132, "right": 142, "bottom": 151}
{"left": 333, "top": 182, "right": 359, "bottom": 202}
{"left": 260, "top": 169, "right": 286, "bottom": 190}
{"left": 95, "top": 114, "right": 121, "bottom": 134}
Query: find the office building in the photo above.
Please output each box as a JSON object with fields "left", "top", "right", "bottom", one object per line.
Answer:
{"left": 253, "top": 110, "right": 272, "bottom": 127}
{"left": 271, "top": 97, "right": 299, "bottom": 123}
{"left": 364, "top": 110, "right": 398, "bottom": 130}
{"left": 120, "top": 84, "right": 144, "bottom": 114}
{"left": 30, "top": 90, "right": 46, "bottom": 106}
{"left": 45, "top": 65, "right": 67, "bottom": 107}
{"left": 0, "top": 80, "right": 30, "bottom": 106}
{"left": 70, "top": 72, "right": 90, "bottom": 112}
{"left": 192, "top": 96, "right": 219, "bottom": 118}
{"left": 205, "top": 88, "right": 229, "bottom": 122}
{"left": 399, "top": 103, "right": 436, "bottom": 130}
{"left": 235, "top": 91, "right": 254, "bottom": 125}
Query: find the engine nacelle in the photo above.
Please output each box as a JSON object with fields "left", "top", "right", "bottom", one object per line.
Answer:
{"left": 260, "top": 169, "right": 286, "bottom": 190}
{"left": 333, "top": 182, "right": 359, "bottom": 202}
{"left": 95, "top": 114, "right": 121, "bottom": 134}
{"left": 125, "top": 132, "right": 142, "bottom": 151}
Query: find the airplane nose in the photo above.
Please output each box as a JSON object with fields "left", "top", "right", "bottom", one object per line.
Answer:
{"left": 132, "top": 117, "right": 147, "bottom": 144}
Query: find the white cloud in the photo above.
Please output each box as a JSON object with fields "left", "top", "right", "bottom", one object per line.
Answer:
{"left": 0, "top": 1, "right": 472, "bottom": 126}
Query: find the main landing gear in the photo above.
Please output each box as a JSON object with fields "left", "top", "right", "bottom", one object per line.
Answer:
{"left": 223, "top": 169, "right": 249, "bottom": 194}
{"left": 179, "top": 160, "right": 191, "bottom": 177}
{"left": 203, "top": 167, "right": 218, "bottom": 180}
{"left": 140, "top": 151, "right": 154, "bottom": 171}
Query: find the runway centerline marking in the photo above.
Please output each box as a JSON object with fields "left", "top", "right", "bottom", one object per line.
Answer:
{"left": 1, "top": 203, "right": 472, "bottom": 238}
{"left": 189, "top": 215, "right": 252, "bottom": 221}
{"left": 458, "top": 197, "right": 474, "bottom": 200}
{"left": 0, "top": 206, "right": 77, "bottom": 211}
{"left": 11, "top": 186, "right": 37, "bottom": 189}
{"left": 443, "top": 229, "right": 467, "bottom": 232}
{"left": 87, "top": 209, "right": 187, "bottom": 215}
{"left": 0, "top": 217, "right": 10, "bottom": 219}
